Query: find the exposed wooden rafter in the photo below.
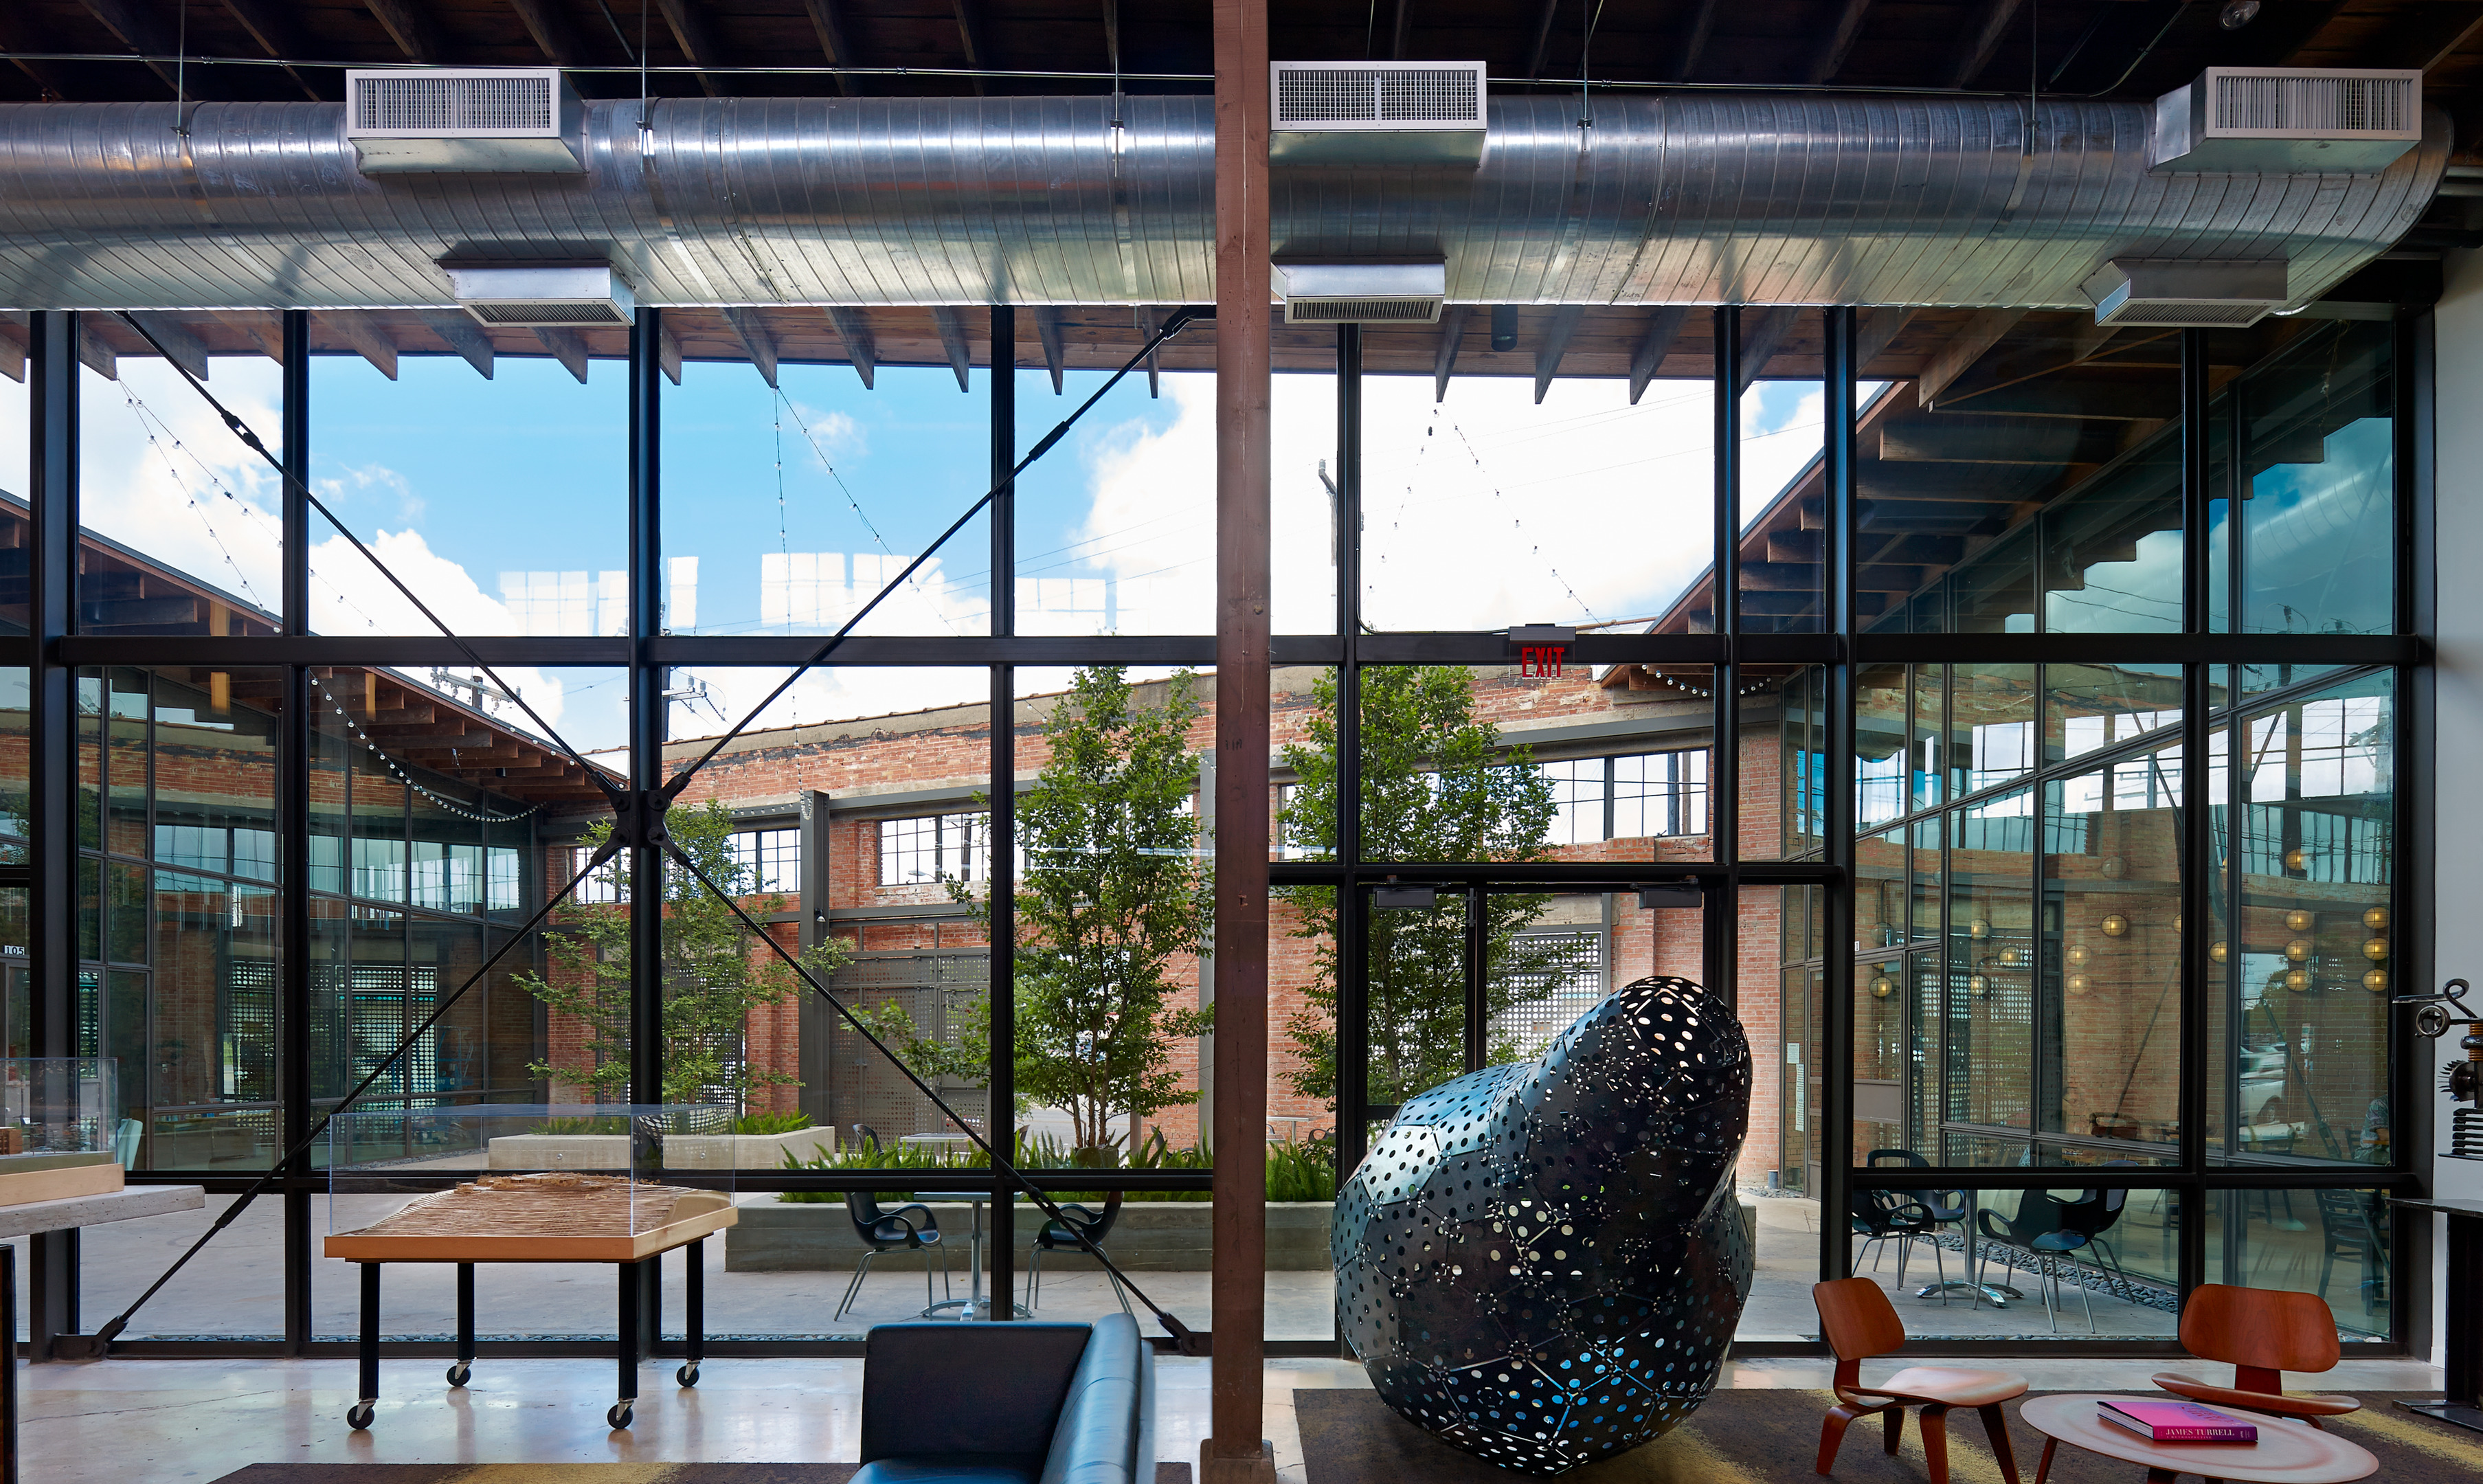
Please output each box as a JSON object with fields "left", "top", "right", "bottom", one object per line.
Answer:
{"left": 1807, "top": 0, "right": 1874, "bottom": 85}
{"left": 535, "top": 326, "right": 591, "bottom": 383}
{"left": 655, "top": 0, "right": 734, "bottom": 98}
{"left": 418, "top": 311, "right": 495, "bottom": 379}
{"left": 361, "top": 0, "right": 450, "bottom": 65}
{"left": 127, "top": 312, "right": 211, "bottom": 381}
{"left": 827, "top": 307, "right": 877, "bottom": 389}
{"left": 721, "top": 306, "right": 780, "bottom": 388}
{"left": 217, "top": 0, "right": 326, "bottom": 99}
{"left": 1628, "top": 306, "right": 1692, "bottom": 405}
{"left": 802, "top": 0, "right": 862, "bottom": 95}
{"left": 1035, "top": 306, "right": 1068, "bottom": 393}
{"left": 1944, "top": 0, "right": 2024, "bottom": 89}
{"left": 324, "top": 310, "right": 401, "bottom": 379}
{"left": 77, "top": 0, "right": 201, "bottom": 96}
{"left": 1533, "top": 306, "right": 1586, "bottom": 404}
{"left": 1432, "top": 306, "right": 1469, "bottom": 403}
{"left": 505, "top": 0, "right": 587, "bottom": 67}
{"left": 932, "top": 307, "right": 973, "bottom": 391}
{"left": 952, "top": 0, "right": 993, "bottom": 96}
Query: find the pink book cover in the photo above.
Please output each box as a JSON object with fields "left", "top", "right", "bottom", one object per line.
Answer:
{"left": 2097, "top": 1399, "right": 2258, "bottom": 1443}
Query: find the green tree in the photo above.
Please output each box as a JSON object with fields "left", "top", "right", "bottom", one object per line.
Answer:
{"left": 513, "top": 798, "right": 850, "bottom": 1108}
{"left": 881, "top": 666, "right": 1215, "bottom": 1161}
{"left": 1279, "top": 666, "right": 1563, "bottom": 1107}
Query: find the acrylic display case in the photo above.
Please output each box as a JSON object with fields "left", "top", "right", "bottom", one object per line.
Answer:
{"left": 0, "top": 1058, "right": 126, "bottom": 1206}
{"left": 325, "top": 1104, "right": 738, "bottom": 1262}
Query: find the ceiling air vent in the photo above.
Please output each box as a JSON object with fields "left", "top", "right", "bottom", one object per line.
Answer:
{"left": 1277, "top": 262, "right": 1447, "bottom": 325}
{"left": 2080, "top": 259, "right": 2288, "bottom": 328}
{"left": 346, "top": 68, "right": 586, "bottom": 173}
{"left": 2150, "top": 67, "right": 2421, "bottom": 172}
{"left": 1270, "top": 61, "right": 1487, "bottom": 166}
{"left": 445, "top": 263, "right": 635, "bottom": 328}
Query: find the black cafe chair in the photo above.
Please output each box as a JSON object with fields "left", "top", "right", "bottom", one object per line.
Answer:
{"left": 835, "top": 1191, "right": 952, "bottom": 1322}
{"left": 1026, "top": 1189, "right": 1130, "bottom": 1316}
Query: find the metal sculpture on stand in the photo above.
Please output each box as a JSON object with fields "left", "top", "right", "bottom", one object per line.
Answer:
{"left": 2401, "top": 978, "right": 2483, "bottom": 1159}
{"left": 1332, "top": 975, "right": 1753, "bottom": 1476}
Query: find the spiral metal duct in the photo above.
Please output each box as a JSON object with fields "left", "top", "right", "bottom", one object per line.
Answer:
{"left": 0, "top": 93, "right": 2447, "bottom": 311}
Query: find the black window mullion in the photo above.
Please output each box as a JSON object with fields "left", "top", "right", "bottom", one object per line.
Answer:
{"left": 2179, "top": 326, "right": 2214, "bottom": 1304}
{"left": 987, "top": 304, "right": 1016, "bottom": 1315}
{"left": 1819, "top": 306, "right": 1858, "bottom": 1279}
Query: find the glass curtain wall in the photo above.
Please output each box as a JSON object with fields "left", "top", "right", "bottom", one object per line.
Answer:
{"left": 1, "top": 299, "right": 2420, "bottom": 1359}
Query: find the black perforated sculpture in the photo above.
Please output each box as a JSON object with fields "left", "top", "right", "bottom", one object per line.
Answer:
{"left": 1332, "top": 975, "right": 1754, "bottom": 1475}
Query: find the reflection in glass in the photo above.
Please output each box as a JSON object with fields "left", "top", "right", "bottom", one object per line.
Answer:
{"left": 2046, "top": 662, "right": 2180, "bottom": 765}
{"left": 2218, "top": 671, "right": 2392, "bottom": 1165}
{"left": 2206, "top": 1188, "right": 2388, "bottom": 1340}
{"left": 1950, "top": 664, "right": 2037, "bottom": 798}
{"left": 2043, "top": 741, "right": 2180, "bottom": 1156}
{"left": 1738, "top": 308, "right": 1827, "bottom": 633}
{"left": 1850, "top": 1185, "right": 2179, "bottom": 1338}
{"left": 2238, "top": 320, "right": 2394, "bottom": 638}
{"left": 1946, "top": 787, "right": 2034, "bottom": 1156}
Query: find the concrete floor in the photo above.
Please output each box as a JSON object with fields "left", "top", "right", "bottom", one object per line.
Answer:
{"left": 14, "top": 1349, "right": 2445, "bottom": 1484}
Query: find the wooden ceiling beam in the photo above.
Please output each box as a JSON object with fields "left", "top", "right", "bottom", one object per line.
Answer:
{"left": 1523, "top": 0, "right": 1561, "bottom": 79}
{"left": 802, "top": 0, "right": 860, "bottom": 95}
{"left": 126, "top": 313, "right": 211, "bottom": 381}
{"left": 535, "top": 326, "right": 589, "bottom": 383}
{"left": 1807, "top": 0, "right": 1874, "bottom": 85}
{"left": 361, "top": 0, "right": 451, "bottom": 65}
{"left": 325, "top": 310, "right": 401, "bottom": 380}
{"left": 1945, "top": 0, "right": 2024, "bottom": 89}
{"left": 1916, "top": 309, "right": 2026, "bottom": 409}
{"left": 506, "top": 0, "right": 588, "bottom": 67}
{"left": 720, "top": 307, "right": 780, "bottom": 389}
{"left": 78, "top": 0, "right": 206, "bottom": 97}
{"left": 418, "top": 311, "right": 495, "bottom": 379}
{"left": 952, "top": 0, "right": 993, "bottom": 96}
{"left": 932, "top": 307, "right": 973, "bottom": 392}
{"left": 1628, "top": 306, "right": 1693, "bottom": 405}
{"left": 1432, "top": 306, "right": 1469, "bottom": 403}
{"left": 655, "top": 0, "right": 732, "bottom": 97}
{"left": 827, "top": 308, "right": 877, "bottom": 390}
{"left": 218, "top": 0, "right": 326, "bottom": 99}
{"left": 1533, "top": 306, "right": 1586, "bottom": 404}
{"left": 1035, "top": 305, "right": 1067, "bottom": 393}
{"left": 0, "top": 13, "right": 76, "bottom": 100}
{"left": 1673, "top": 0, "right": 1720, "bottom": 82}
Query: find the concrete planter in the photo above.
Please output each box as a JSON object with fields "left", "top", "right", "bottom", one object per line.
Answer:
{"left": 483, "top": 1126, "right": 840, "bottom": 1172}
{"left": 724, "top": 1198, "right": 1335, "bottom": 1272}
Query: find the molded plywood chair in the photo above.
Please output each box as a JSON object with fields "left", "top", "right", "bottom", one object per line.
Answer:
{"left": 1813, "top": 1277, "right": 2025, "bottom": 1484}
{"left": 2150, "top": 1283, "right": 2361, "bottom": 1428}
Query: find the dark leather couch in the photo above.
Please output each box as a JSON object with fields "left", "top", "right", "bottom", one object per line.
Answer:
{"left": 851, "top": 1313, "right": 1155, "bottom": 1484}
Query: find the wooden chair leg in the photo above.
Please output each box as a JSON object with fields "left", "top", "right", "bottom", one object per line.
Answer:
{"left": 1920, "top": 1404, "right": 1951, "bottom": 1484}
{"left": 1978, "top": 1403, "right": 2021, "bottom": 1484}
{"left": 2033, "top": 1437, "right": 2058, "bottom": 1484}
{"left": 1817, "top": 1404, "right": 1863, "bottom": 1475}
{"left": 1884, "top": 1404, "right": 1905, "bottom": 1453}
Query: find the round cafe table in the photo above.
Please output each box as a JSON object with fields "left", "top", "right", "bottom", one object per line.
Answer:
{"left": 2021, "top": 1395, "right": 2377, "bottom": 1484}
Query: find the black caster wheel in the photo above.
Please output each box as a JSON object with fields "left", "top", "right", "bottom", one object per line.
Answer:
{"left": 445, "top": 1364, "right": 471, "bottom": 1387}
{"left": 676, "top": 1364, "right": 699, "bottom": 1388}
{"left": 346, "top": 1403, "right": 376, "bottom": 1430}
{"left": 607, "top": 1402, "right": 634, "bottom": 1430}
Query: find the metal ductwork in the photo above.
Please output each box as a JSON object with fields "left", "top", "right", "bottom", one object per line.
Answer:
{"left": 0, "top": 93, "right": 2447, "bottom": 312}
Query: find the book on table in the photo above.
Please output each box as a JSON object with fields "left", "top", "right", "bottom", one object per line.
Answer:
{"left": 2097, "top": 1399, "right": 2258, "bottom": 1443}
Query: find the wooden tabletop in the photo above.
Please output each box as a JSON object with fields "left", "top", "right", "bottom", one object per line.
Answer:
{"left": 2020, "top": 1396, "right": 2376, "bottom": 1483}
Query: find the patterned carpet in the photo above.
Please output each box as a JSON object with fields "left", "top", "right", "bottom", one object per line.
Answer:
{"left": 1296, "top": 1388, "right": 2483, "bottom": 1482}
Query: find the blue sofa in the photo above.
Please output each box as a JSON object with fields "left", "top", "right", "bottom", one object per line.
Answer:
{"left": 852, "top": 1313, "right": 1156, "bottom": 1484}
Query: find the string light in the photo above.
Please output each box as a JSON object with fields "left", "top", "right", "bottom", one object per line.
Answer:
{"left": 309, "top": 673, "right": 541, "bottom": 824}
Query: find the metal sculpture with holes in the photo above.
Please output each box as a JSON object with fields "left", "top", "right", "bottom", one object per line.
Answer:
{"left": 1332, "top": 974, "right": 1754, "bottom": 1475}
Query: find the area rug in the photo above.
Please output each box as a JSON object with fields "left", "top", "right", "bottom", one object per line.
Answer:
{"left": 1296, "top": 1388, "right": 2483, "bottom": 1483}
{"left": 210, "top": 1465, "right": 1193, "bottom": 1483}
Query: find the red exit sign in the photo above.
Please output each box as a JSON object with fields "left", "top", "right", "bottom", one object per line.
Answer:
{"left": 1520, "top": 645, "right": 1566, "bottom": 678}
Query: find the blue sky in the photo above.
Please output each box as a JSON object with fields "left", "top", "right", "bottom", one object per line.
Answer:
{"left": 8, "top": 346, "right": 1833, "bottom": 756}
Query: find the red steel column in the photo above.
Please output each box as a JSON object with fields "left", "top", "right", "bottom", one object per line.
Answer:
{"left": 1206, "top": 0, "right": 1274, "bottom": 1475}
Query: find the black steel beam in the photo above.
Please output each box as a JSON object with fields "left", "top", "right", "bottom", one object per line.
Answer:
{"left": 987, "top": 304, "right": 1017, "bottom": 1318}
{"left": 279, "top": 308, "right": 313, "bottom": 1355}
{"left": 1819, "top": 307, "right": 1858, "bottom": 1281}
{"left": 26, "top": 314, "right": 79, "bottom": 1360}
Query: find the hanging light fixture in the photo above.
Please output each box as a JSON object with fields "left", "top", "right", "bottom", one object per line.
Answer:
{"left": 2284, "top": 938, "right": 2312, "bottom": 963}
{"left": 2284, "top": 967, "right": 2311, "bottom": 993}
{"left": 2210, "top": 941, "right": 2229, "bottom": 963}
{"left": 2067, "top": 974, "right": 2091, "bottom": 996}
{"left": 2284, "top": 908, "right": 2315, "bottom": 932}
{"left": 2363, "top": 906, "right": 2388, "bottom": 931}
{"left": 2363, "top": 937, "right": 2388, "bottom": 961}
{"left": 2363, "top": 968, "right": 2388, "bottom": 993}
{"left": 1870, "top": 967, "right": 1897, "bottom": 998}
{"left": 2100, "top": 914, "right": 2129, "bottom": 937}
{"left": 2065, "top": 945, "right": 2091, "bottom": 969}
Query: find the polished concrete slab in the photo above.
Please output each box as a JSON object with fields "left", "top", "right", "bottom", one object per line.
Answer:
{"left": 14, "top": 1348, "right": 2443, "bottom": 1484}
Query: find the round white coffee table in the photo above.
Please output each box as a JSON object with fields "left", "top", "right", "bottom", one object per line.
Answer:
{"left": 2021, "top": 1396, "right": 2377, "bottom": 1484}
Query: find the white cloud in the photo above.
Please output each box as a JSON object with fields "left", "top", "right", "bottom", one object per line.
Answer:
{"left": 74, "top": 361, "right": 287, "bottom": 616}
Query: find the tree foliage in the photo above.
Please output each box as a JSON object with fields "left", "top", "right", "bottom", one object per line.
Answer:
{"left": 513, "top": 798, "right": 849, "bottom": 1108}
{"left": 1279, "top": 666, "right": 1562, "bottom": 1108}
{"left": 877, "top": 666, "right": 1215, "bottom": 1159}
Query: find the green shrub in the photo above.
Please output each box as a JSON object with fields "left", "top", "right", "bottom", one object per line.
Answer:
{"left": 770, "top": 1130, "right": 1336, "bottom": 1204}
{"left": 733, "top": 1110, "right": 814, "bottom": 1136}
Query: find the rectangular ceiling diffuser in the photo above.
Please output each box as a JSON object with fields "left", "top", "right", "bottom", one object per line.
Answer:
{"left": 346, "top": 68, "right": 586, "bottom": 173}
{"left": 1276, "top": 262, "right": 1448, "bottom": 324}
{"left": 2080, "top": 258, "right": 2289, "bottom": 328}
{"left": 1270, "top": 61, "right": 1487, "bottom": 166}
{"left": 2150, "top": 67, "right": 2422, "bottom": 172}
{"left": 445, "top": 263, "right": 635, "bottom": 328}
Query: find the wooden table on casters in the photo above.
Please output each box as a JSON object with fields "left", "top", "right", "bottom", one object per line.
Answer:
{"left": 2020, "top": 1395, "right": 2377, "bottom": 1484}
{"left": 324, "top": 1180, "right": 736, "bottom": 1432}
